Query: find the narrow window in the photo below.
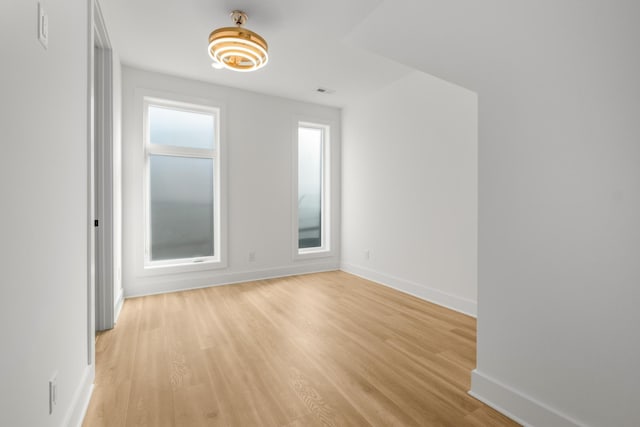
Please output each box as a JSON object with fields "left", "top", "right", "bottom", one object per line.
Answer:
{"left": 297, "top": 122, "right": 329, "bottom": 254}
{"left": 144, "top": 98, "right": 221, "bottom": 267}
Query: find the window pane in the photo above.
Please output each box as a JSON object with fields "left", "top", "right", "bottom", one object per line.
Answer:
{"left": 149, "top": 105, "right": 214, "bottom": 150}
{"left": 298, "top": 127, "right": 323, "bottom": 249}
{"left": 150, "top": 155, "right": 214, "bottom": 261}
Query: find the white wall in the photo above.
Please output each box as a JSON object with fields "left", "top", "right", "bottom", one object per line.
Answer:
{"left": 342, "top": 71, "right": 478, "bottom": 316}
{"left": 121, "top": 67, "right": 341, "bottom": 296}
{"left": 470, "top": 5, "right": 640, "bottom": 425}
{"left": 0, "top": 1, "right": 92, "bottom": 426}
{"left": 347, "top": 1, "right": 640, "bottom": 425}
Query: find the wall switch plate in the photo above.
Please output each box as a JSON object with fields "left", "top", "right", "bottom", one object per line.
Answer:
{"left": 49, "top": 372, "right": 57, "bottom": 414}
{"left": 38, "top": 3, "right": 48, "bottom": 49}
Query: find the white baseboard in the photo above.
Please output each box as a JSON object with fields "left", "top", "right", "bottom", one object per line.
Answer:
{"left": 125, "top": 261, "right": 340, "bottom": 298}
{"left": 62, "top": 364, "right": 95, "bottom": 427}
{"left": 469, "top": 369, "right": 584, "bottom": 427}
{"left": 340, "top": 262, "right": 477, "bottom": 317}
{"left": 113, "top": 290, "right": 124, "bottom": 324}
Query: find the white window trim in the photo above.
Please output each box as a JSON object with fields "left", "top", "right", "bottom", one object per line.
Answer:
{"left": 293, "top": 120, "right": 332, "bottom": 260}
{"left": 142, "top": 96, "right": 226, "bottom": 271}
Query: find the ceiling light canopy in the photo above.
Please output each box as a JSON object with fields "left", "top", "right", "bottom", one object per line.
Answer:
{"left": 208, "top": 10, "right": 269, "bottom": 72}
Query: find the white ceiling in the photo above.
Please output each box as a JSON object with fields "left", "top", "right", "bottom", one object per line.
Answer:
{"left": 345, "top": 0, "right": 640, "bottom": 97}
{"left": 99, "top": 0, "right": 414, "bottom": 107}
{"left": 100, "top": 0, "right": 633, "bottom": 108}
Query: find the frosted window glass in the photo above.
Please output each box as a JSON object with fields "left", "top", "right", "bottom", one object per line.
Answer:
{"left": 298, "top": 127, "right": 323, "bottom": 249}
{"left": 150, "top": 155, "right": 214, "bottom": 261}
{"left": 149, "top": 106, "right": 214, "bottom": 149}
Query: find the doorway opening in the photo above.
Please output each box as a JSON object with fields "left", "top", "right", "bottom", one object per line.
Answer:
{"left": 88, "top": 0, "right": 119, "bottom": 366}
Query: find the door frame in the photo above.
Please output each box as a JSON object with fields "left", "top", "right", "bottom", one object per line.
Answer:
{"left": 87, "top": 0, "right": 115, "bottom": 365}
{"left": 94, "top": 0, "right": 115, "bottom": 332}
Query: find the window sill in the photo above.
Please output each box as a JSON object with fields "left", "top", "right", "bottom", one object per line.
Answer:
{"left": 294, "top": 248, "right": 333, "bottom": 261}
{"left": 141, "top": 258, "right": 227, "bottom": 276}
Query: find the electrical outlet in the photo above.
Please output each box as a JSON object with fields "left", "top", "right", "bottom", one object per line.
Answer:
{"left": 38, "top": 3, "right": 48, "bottom": 49}
{"left": 49, "top": 372, "right": 57, "bottom": 414}
{"left": 249, "top": 251, "right": 256, "bottom": 262}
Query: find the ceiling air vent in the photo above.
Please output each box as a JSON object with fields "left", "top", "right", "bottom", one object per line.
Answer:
{"left": 316, "top": 87, "right": 335, "bottom": 94}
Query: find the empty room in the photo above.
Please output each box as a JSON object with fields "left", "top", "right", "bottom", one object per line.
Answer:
{"left": 1, "top": 1, "right": 638, "bottom": 426}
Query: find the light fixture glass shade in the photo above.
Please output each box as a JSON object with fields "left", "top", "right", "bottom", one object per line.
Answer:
{"left": 208, "top": 12, "right": 268, "bottom": 72}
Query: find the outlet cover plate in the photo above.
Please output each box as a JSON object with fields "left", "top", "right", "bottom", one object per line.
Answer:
{"left": 49, "top": 373, "right": 57, "bottom": 414}
{"left": 38, "top": 3, "right": 48, "bottom": 49}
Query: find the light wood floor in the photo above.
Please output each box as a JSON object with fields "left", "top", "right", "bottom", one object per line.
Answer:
{"left": 84, "top": 271, "right": 518, "bottom": 426}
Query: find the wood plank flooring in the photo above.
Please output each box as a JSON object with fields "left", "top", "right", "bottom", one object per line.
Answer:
{"left": 83, "top": 271, "right": 518, "bottom": 426}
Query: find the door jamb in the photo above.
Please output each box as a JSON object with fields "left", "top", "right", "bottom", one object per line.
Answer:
{"left": 93, "top": 0, "right": 115, "bottom": 333}
{"left": 87, "top": 0, "right": 115, "bottom": 366}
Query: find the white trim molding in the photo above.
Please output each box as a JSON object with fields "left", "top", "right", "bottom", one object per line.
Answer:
{"left": 292, "top": 117, "right": 336, "bottom": 261}
{"left": 62, "top": 365, "right": 95, "bottom": 427}
{"left": 340, "top": 262, "right": 477, "bottom": 317}
{"left": 469, "top": 370, "right": 585, "bottom": 427}
{"left": 93, "top": 3, "right": 116, "bottom": 332}
{"left": 114, "top": 291, "right": 125, "bottom": 324}
{"left": 142, "top": 96, "right": 223, "bottom": 270}
{"left": 133, "top": 88, "right": 228, "bottom": 278}
{"left": 125, "top": 262, "right": 339, "bottom": 298}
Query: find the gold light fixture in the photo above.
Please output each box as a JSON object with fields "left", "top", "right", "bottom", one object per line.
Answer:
{"left": 208, "top": 10, "right": 269, "bottom": 72}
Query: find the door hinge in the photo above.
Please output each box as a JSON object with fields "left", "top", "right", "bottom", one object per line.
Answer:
{"left": 94, "top": 219, "right": 99, "bottom": 227}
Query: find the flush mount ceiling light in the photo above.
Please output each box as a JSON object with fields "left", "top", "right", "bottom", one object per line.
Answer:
{"left": 208, "top": 10, "right": 269, "bottom": 72}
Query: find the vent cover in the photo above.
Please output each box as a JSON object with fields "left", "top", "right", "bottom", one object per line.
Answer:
{"left": 316, "top": 87, "right": 335, "bottom": 94}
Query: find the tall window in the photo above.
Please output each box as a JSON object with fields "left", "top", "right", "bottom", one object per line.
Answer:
{"left": 297, "top": 122, "right": 330, "bottom": 255}
{"left": 143, "top": 98, "right": 221, "bottom": 267}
